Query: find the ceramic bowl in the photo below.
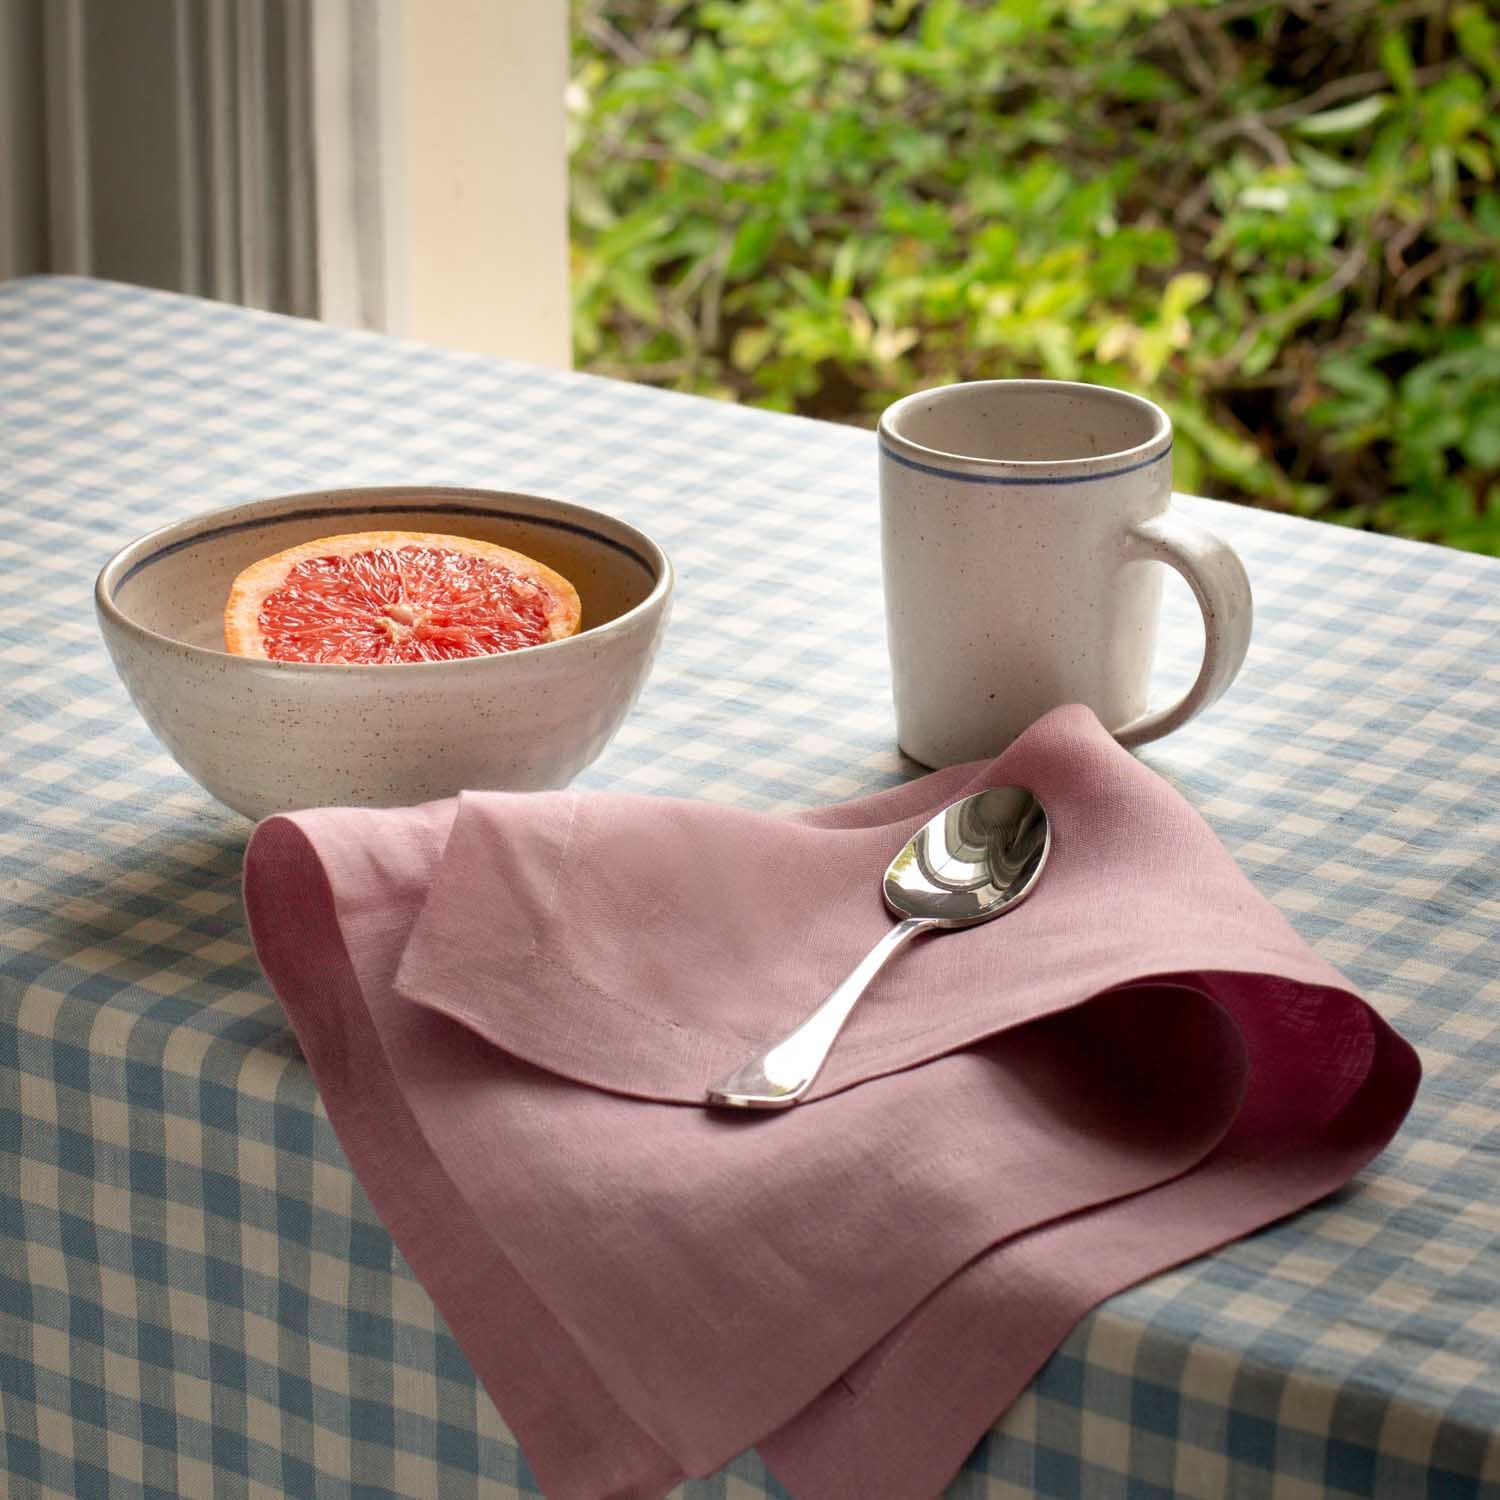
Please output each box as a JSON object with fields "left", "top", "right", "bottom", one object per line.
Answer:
{"left": 95, "top": 485, "right": 674, "bottom": 820}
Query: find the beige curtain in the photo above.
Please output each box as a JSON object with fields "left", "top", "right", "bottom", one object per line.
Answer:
{"left": 0, "top": 0, "right": 393, "bottom": 325}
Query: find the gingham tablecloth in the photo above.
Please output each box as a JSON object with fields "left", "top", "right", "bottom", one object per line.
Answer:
{"left": 1, "top": 276, "right": 1497, "bottom": 1500}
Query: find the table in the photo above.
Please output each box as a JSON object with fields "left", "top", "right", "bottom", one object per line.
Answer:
{"left": 1, "top": 274, "right": 1497, "bottom": 1499}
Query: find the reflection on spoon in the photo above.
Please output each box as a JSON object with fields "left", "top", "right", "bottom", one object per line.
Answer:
{"left": 705, "top": 786, "right": 1050, "bottom": 1110}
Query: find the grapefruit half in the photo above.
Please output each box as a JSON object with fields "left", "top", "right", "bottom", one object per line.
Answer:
{"left": 223, "top": 530, "right": 582, "bottom": 664}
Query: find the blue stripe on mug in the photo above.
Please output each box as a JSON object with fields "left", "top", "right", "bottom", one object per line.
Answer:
{"left": 879, "top": 441, "right": 1172, "bottom": 486}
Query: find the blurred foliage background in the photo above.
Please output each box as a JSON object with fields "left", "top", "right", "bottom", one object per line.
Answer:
{"left": 569, "top": 0, "right": 1500, "bottom": 554}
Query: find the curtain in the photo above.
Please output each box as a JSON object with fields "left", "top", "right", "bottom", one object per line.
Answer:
{"left": 0, "top": 0, "right": 392, "bottom": 327}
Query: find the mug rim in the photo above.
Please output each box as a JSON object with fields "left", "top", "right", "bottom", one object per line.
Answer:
{"left": 878, "top": 379, "right": 1172, "bottom": 484}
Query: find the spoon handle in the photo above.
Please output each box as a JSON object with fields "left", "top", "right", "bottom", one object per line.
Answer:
{"left": 704, "top": 917, "right": 931, "bottom": 1109}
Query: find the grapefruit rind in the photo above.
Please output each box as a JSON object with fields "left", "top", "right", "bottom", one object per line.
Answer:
{"left": 222, "top": 530, "right": 583, "bottom": 662}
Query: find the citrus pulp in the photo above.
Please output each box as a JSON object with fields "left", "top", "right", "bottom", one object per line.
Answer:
{"left": 223, "top": 530, "right": 582, "bottom": 663}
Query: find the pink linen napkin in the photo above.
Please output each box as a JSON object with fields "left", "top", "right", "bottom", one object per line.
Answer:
{"left": 242, "top": 704, "right": 1419, "bottom": 1500}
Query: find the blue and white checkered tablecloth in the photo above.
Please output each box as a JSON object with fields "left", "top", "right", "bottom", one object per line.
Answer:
{"left": 1, "top": 275, "right": 1497, "bottom": 1500}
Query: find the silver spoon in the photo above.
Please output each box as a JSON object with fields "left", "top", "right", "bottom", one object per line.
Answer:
{"left": 705, "top": 786, "right": 1050, "bottom": 1110}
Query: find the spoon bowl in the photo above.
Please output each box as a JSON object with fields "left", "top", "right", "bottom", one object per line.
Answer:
{"left": 883, "top": 785, "right": 1049, "bottom": 926}
{"left": 706, "top": 786, "right": 1050, "bottom": 1109}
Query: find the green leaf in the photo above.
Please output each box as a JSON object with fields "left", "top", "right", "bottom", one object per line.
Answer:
{"left": 1379, "top": 31, "right": 1417, "bottom": 99}
{"left": 1462, "top": 422, "right": 1500, "bottom": 469}
{"left": 604, "top": 266, "right": 664, "bottom": 325}
{"left": 1160, "top": 271, "right": 1212, "bottom": 323}
{"left": 1033, "top": 323, "right": 1078, "bottom": 380}
{"left": 1104, "top": 61, "right": 1179, "bottom": 102}
{"left": 1294, "top": 144, "right": 1365, "bottom": 190}
{"left": 1130, "top": 327, "right": 1173, "bottom": 383}
{"left": 918, "top": 0, "right": 959, "bottom": 50}
{"left": 1171, "top": 433, "right": 1203, "bottom": 496}
{"left": 1238, "top": 329, "right": 1282, "bottom": 379}
{"left": 829, "top": 236, "right": 861, "bottom": 300}
{"left": 1294, "top": 95, "right": 1390, "bottom": 138}
{"left": 782, "top": 265, "right": 831, "bottom": 309}
{"left": 1456, "top": 142, "right": 1494, "bottom": 182}
{"left": 727, "top": 218, "right": 778, "bottom": 277}
{"left": 730, "top": 325, "right": 777, "bottom": 371}
{"left": 1455, "top": 4, "right": 1500, "bottom": 88}
{"left": 1171, "top": 404, "right": 1268, "bottom": 484}
{"left": 596, "top": 211, "right": 676, "bottom": 261}
{"left": 1432, "top": 144, "right": 1456, "bottom": 202}
{"left": 1321, "top": 356, "right": 1391, "bottom": 403}
{"left": 569, "top": 161, "right": 619, "bottom": 232}
{"left": 1238, "top": 184, "right": 1291, "bottom": 212}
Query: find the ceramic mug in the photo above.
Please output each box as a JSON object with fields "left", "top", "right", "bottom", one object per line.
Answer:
{"left": 878, "top": 379, "right": 1253, "bottom": 767}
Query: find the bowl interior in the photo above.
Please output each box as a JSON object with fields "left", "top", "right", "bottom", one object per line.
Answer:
{"left": 107, "top": 490, "right": 663, "bottom": 652}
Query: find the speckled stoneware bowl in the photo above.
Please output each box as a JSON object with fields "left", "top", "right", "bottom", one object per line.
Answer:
{"left": 95, "top": 486, "right": 674, "bottom": 821}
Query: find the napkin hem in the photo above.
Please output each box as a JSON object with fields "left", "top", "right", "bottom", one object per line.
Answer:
{"left": 243, "top": 812, "right": 692, "bottom": 1500}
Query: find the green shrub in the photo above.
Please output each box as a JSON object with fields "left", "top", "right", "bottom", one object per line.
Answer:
{"left": 570, "top": 0, "right": 1500, "bottom": 554}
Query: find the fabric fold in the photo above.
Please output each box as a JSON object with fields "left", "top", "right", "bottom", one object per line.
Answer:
{"left": 390, "top": 707, "right": 1356, "bottom": 1104}
{"left": 243, "top": 705, "right": 1419, "bottom": 1500}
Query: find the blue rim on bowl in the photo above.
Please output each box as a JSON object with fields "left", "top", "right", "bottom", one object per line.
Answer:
{"left": 95, "top": 485, "right": 675, "bottom": 671}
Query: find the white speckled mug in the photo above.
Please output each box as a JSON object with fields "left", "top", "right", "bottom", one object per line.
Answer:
{"left": 879, "top": 379, "right": 1253, "bottom": 767}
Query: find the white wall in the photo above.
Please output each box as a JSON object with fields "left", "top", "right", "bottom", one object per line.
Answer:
{"left": 393, "top": 0, "right": 571, "bottom": 368}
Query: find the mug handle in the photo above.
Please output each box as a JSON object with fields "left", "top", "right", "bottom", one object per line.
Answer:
{"left": 1114, "top": 510, "right": 1254, "bottom": 749}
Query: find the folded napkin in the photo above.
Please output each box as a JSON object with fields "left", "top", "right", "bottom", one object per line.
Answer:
{"left": 243, "top": 705, "right": 1419, "bottom": 1500}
